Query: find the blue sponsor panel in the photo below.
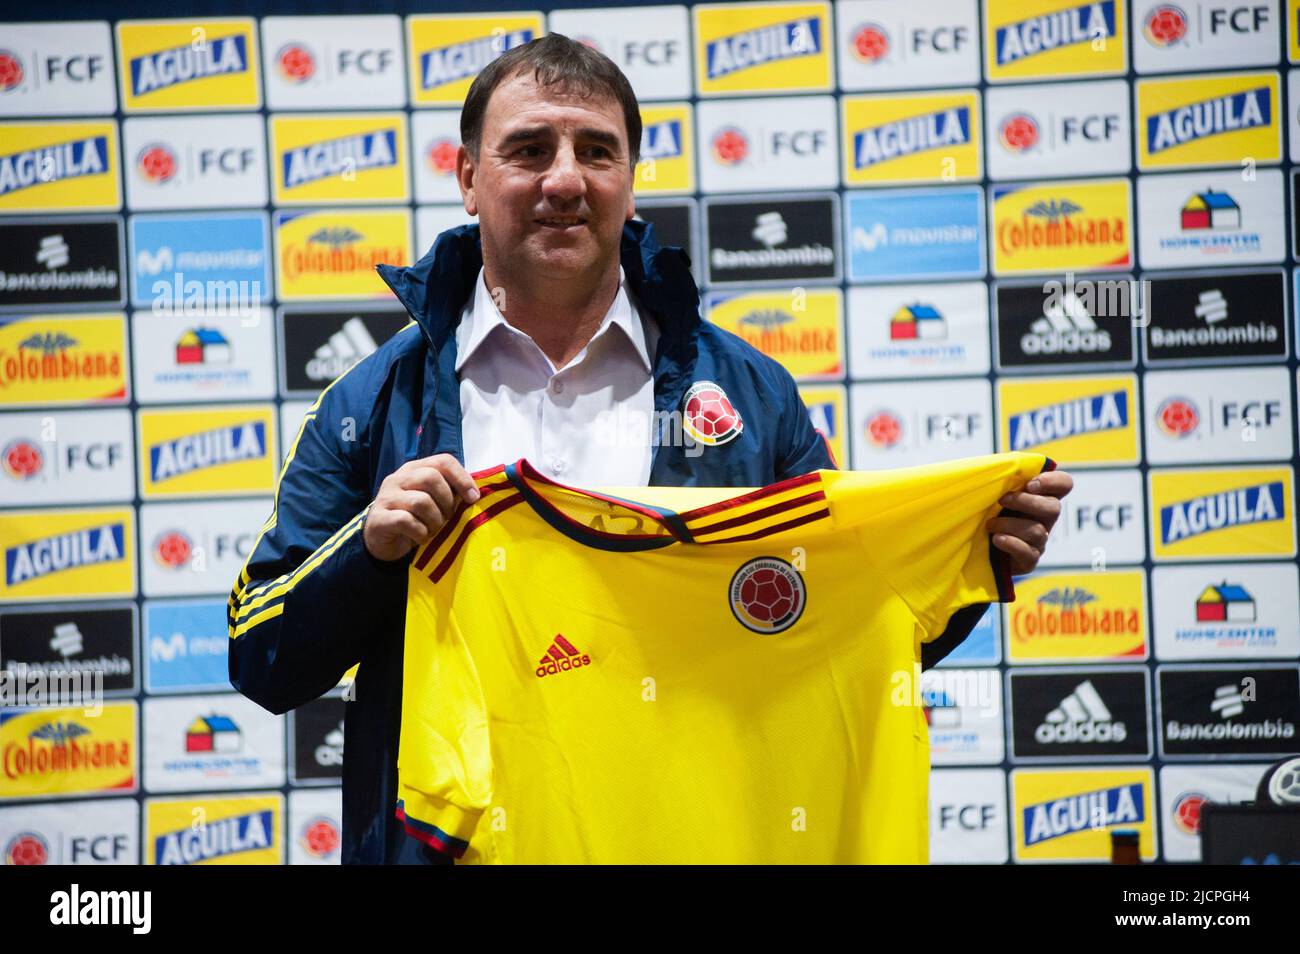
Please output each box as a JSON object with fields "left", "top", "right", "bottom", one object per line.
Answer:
{"left": 936, "top": 604, "right": 1001, "bottom": 667}
{"left": 844, "top": 187, "right": 985, "bottom": 282}
{"left": 128, "top": 212, "right": 271, "bottom": 308}
{"left": 144, "top": 599, "right": 233, "bottom": 693}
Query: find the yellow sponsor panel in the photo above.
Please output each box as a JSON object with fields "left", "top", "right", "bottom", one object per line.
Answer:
{"left": 270, "top": 113, "right": 410, "bottom": 206}
{"left": 1136, "top": 71, "right": 1281, "bottom": 171}
{"left": 990, "top": 178, "right": 1132, "bottom": 275}
{"left": 998, "top": 374, "right": 1140, "bottom": 466}
{"left": 694, "top": 2, "right": 834, "bottom": 96}
{"left": 706, "top": 288, "right": 843, "bottom": 381}
{"left": 116, "top": 18, "right": 261, "bottom": 112}
{"left": 137, "top": 405, "right": 278, "bottom": 499}
{"left": 1005, "top": 569, "right": 1148, "bottom": 664}
{"left": 985, "top": 0, "right": 1127, "bottom": 83}
{"left": 145, "top": 793, "right": 283, "bottom": 865}
{"left": 274, "top": 208, "right": 412, "bottom": 300}
{"left": 407, "top": 13, "right": 544, "bottom": 106}
{"left": 1012, "top": 767, "right": 1157, "bottom": 862}
{"left": 798, "top": 384, "right": 847, "bottom": 468}
{"left": 842, "top": 91, "right": 982, "bottom": 186}
{"left": 1149, "top": 466, "right": 1296, "bottom": 561}
{"left": 0, "top": 314, "right": 129, "bottom": 409}
{"left": 636, "top": 103, "right": 695, "bottom": 195}
{"left": 0, "top": 121, "right": 120, "bottom": 212}
{"left": 1290, "top": 0, "right": 1300, "bottom": 62}
{"left": 0, "top": 704, "right": 137, "bottom": 801}
{"left": 0, "top": 507, "right": 136, "bottom": 603}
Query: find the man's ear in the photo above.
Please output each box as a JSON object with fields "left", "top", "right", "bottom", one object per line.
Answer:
{"left": 625, "top": 182, "right": 636, "bottom": 221}
{"left": 456, "top": 145, "right": 477, "bottom": 216}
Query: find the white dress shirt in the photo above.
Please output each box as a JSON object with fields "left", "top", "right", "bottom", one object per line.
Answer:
{"left": 456, "top": 266, "right": 661, "bottom": 487}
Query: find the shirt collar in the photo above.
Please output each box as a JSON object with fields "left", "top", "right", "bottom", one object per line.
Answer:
{"left": 455, "top": 266, "right": 653, "bottom": 373}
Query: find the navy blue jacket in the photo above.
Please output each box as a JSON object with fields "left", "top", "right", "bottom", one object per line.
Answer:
{"left": 228, "top": 220, "right": 983, "bottom": 864}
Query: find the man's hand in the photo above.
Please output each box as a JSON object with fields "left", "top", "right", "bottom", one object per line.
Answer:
{"left": 363, "top": 454, "right": 481, "bottom": 562}
{"left": 987, "top": 470, "right": 1075, "bottom": 576}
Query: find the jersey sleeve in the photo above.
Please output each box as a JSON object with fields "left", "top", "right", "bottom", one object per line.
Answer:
{"left": 396, "top": 572, "right": 492, "bottom": 860}
{"left": 825, "top": 452, "right": 1053, "bottom": 639}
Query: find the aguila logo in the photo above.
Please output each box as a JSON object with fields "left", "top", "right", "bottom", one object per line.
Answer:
{"left": 276, "top": 43, "right": 316, "bottom": 82}
{"left": 730, "top": 557, "right": 806, "bottom": 634}
{"left": 711, "top": 128, "right": 749, "bottom": 165}
{"left": 682, "top": 381, "right": 743, "bottom": 446}
{"left": 2, "top": 439, "right": 43, "bottom": 479}
{"left": 865, "top": 411, "right": 902, "bottom": 449}
{"left": 850, "top": 24, "right": 890, "bottom": 63}
{"left": 4, "top": 832, "right": 48, "bottom": 866}
{"left": 0, "top": 50, "right": 24, "bottom": 92}
{"left": 1157, "top": 397, "right": 1199, "bottom": 437}
{"left": 999, "top": 114, "right": 1040, "bottom": 153}
{"left": 153, "top": 530, "right": 193, "bottom": 570}
{"left": 137, "top": 143, "right": 178, "bottom": 183}
{"left": 1144, "top": 5, "right": 1189, "bottom": 47}
{"left": 426, "top": 139, "right": 458, "bottom": 175}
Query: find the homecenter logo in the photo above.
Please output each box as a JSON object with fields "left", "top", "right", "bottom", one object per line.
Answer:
{"left": 1160, "top": 483, "right": 1285, "bottom": 545}
{"left": 706, "top": 18, "right": 821, "bottom": 79}
{"left": 50, "top": 884, "right": 150, "bottom": 934}
{"left": 129, "top": 35, "right": 249, "bottom": 97}
{"left": 0, "top": 138, "right": 109, "bottom": 197}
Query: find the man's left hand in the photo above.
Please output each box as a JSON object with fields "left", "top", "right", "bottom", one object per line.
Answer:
{"left": 987, "top": 471, "right": 1075, "bottom": 575}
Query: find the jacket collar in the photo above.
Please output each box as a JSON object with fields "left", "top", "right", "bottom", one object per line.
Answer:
{"left": 376, "top": 218, "right": 701, "bottom": 355}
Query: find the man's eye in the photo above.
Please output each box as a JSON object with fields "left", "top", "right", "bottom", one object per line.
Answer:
{"left": 516, "top": 145, "right": 544, "bottom": 158}
{"left": 585, "top": 146, "right": 611, "bottom": 159}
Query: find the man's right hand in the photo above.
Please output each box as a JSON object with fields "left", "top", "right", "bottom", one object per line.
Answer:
{"left": 363, "top": 453, "right": 481, "bottom": 562}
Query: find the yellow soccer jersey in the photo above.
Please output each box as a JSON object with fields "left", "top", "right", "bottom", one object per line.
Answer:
{"left": 397, "top": 452, "right": 1051, "bottom": 864}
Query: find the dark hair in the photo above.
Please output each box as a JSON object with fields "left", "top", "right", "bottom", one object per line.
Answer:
{"left": 460, "top": 33, "right": 642, "bottom": 168}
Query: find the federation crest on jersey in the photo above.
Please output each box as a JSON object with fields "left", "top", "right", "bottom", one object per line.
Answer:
{"left": 730, "top": 557, "right": 806, "bottom": 634}
{"left": 682, "top": 381, "right": 744, "bottom": 446}
{"left": 985, "top": 1, "right": 1127, "bottom": 83}
{"left": 1136, "top": 71, "right": 1281, "bottom": 170}
{"left": 693, "top": 2, "right": 834, "bottom": 96}
{"left": 116, "top": 19, "right": 261, "bottom": 112}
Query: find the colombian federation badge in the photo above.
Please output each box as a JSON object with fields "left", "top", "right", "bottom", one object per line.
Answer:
{"left": 730, "top": 557, "right": 806, "bottom": 634}
{"left": 683, "top": 380, "right": 744, "bottom": 446}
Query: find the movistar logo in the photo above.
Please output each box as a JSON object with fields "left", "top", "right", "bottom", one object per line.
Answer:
{"left": 149, "top": 422, "right": 266, "bottom": 483}
{"left": 419, "top": 31, "right": 533, "bottom": 89}
{"left": 706, "top": 18, "right": 822, "bottom": 80}
{"left": 6, "top": 524, "right": 126, "bottom": 587}
{"left": 996, "top": 2, "right": 1116, "bottom": 66}
{"left": 281, "top": 130, "right": 397, "bottom": 189}
{"left": 1146, "top": 87, "right": 1271, "bottom": 155}
{"left": 130, "top": 35, "right": 249, "bottom": 97}
{"left": 1160, "top": 482, "right": 1285, "bottom": 545}
{"left": 0, "top": 137, "right": 108, "bottom": 197}
{"left": 853, "top": 107, "right": 970, "bottom": 169}
{"left": 1009, "top": 390, "right": 1128, "bottom": 450}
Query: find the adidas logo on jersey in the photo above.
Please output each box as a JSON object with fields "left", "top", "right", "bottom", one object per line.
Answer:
{"left": 535, "top": 633, "right": 591, "bottom": 678}
{"left": 1036, "top": 680, "right": 1127, "bottom": 743}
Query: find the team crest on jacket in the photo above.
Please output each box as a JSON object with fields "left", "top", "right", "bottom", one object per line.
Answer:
{"left": 682, "top": 381, "right": 743, "bottom": 446}
{"left": 730, "top": 557, "right": 806, "bottom": 634}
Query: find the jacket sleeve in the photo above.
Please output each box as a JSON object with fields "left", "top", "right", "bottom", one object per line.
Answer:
{"left": 228, "top": 380, "right": 408, "bottom": 714}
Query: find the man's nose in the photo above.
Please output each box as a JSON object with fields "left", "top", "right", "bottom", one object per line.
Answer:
{"left": 542, "top": 143, "right": 586, "bottom": 201}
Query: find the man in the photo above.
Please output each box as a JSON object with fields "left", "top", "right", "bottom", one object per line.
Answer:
{"left": 228, "top": 34, "right": 1073, "bottom": 865}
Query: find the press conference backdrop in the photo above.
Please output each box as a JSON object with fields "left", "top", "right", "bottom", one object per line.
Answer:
{"left": 1, "top": 0, "right": 1299, "bottom": 866}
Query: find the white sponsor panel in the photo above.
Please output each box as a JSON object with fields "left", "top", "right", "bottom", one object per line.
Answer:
{"left": 922, "top": 668, "right": 1005, "bottom": 766}
{"left": 1137, "top": 168, "right": 1286, "bottom": 268}
{"left": 1159, "top": 764, "right": 1267, "bottom": 861}
{"left": 847, "top": 282, "right": 990, "bottom": 380}
{"left": 1152, "top": 562, "right": 1300, "bottom": 660}
{"left": 288, "top": 788, "right": 343, "bottom": 865}
{"left": 131, "top": 308, "right": 275, "bottom": 404}
{"left": 122, "top": 114, "right": 269, "bottom": 210}
{"left": 1144, "top": 366, "right": 1293, "bottom": 464}
{"left": 696, "top": 95, "right": 838, "bottom": 193}
{"left": 139, "top": 498, "right": 270, "bottom": 597}
{"left": 549, "top": 5, "right": 692, "bottom": 101}
{"left": 1041, "top": 468, "right": 1146, "bottom": 568}
{"left": 929, "top": 768, "right": 1009, "bottom": 863}
{"left": 0, "top": 21, "right": 117, "bottom": 116}
{"left": 279, "top": 400, "right": 314, "bottom": 465}
{"left": 415, "top": 204, "right": 475, "bottom": 257}
{"left": 0, "top": 408, "right": 134, "bottom": 505}
{"left": 836, "top": 0, "right": 980, "bottom": 91}
{"left": 143, "top": 693, "right": 285, "bottom": 793}
{"left": 1133, "top": 0, "right": 1281, "bottom": 74}
{"left": 409, "top": 110, "right": 463, "bottom": 204}
{"left": 261, "top": 15, "right": 405, "bottom": 109}
{"left": 0, "top": 798, "right": 138, "bottom": 864}
{"left": 850, "top": 378, "right": 993, "bottom": 469}
{"left": 985, "top": 80, "right": 1131, "bottom": 180}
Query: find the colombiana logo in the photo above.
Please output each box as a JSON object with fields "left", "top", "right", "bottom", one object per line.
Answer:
{"left": 730, "top": 557, "right": 806, "bottom": 634}
{"left": 682, "top": 381, "right": 743, "bottom": 446}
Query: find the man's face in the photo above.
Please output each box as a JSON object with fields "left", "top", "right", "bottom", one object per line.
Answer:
{"left": 458, "top": 71, "right": 636, "bottom": 283}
